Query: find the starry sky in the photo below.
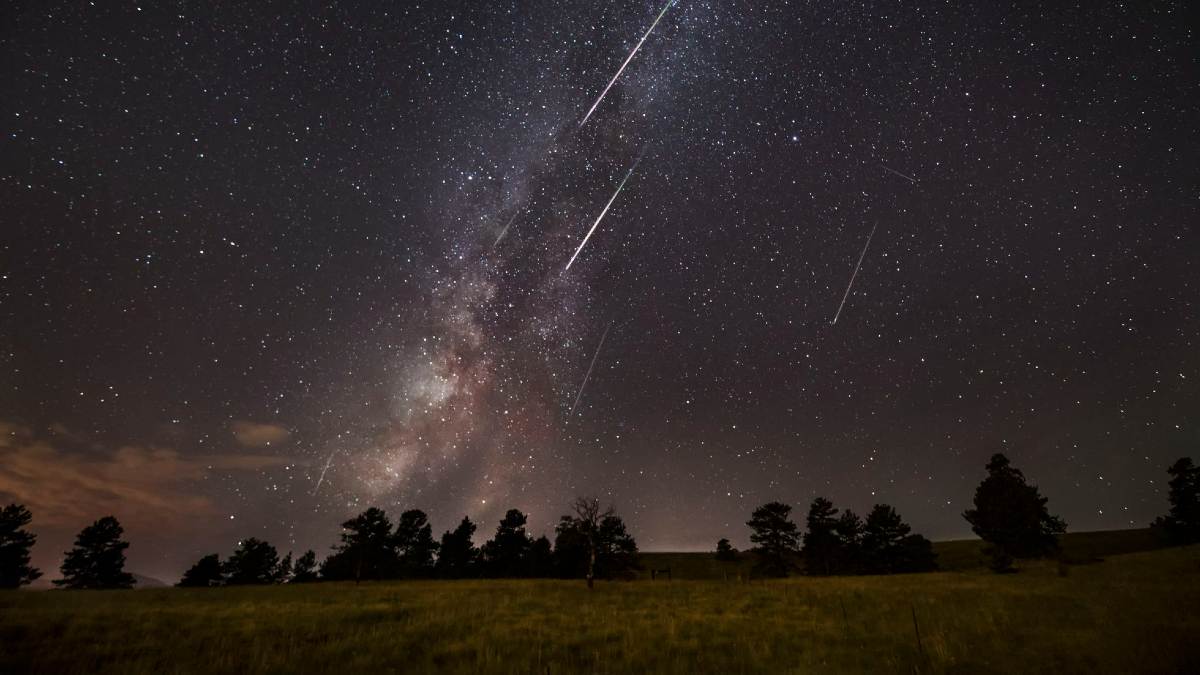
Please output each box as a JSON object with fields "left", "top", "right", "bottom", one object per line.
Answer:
{"left": 1, "top": 1, "right": 1196, "bottom": 582}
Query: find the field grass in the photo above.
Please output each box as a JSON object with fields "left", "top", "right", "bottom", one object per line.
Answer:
{"left": 2, "top": 543, "right": 1197, "bottom": 674}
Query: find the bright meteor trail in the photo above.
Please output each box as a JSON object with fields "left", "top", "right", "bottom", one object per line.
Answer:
{"left": 831, "top": 224, "right": 878, "bottom": 325}
{"left": 493, "top": 210, "right": 521, "bottom": 248}
{"left": 564, "top": 153, "right": 644, "bottom": 272}
{"left": 578, "top": 0, "right": 677, "bottom": 127}
{"left": 569, "top": 320, "right": 613, "bottom": 417}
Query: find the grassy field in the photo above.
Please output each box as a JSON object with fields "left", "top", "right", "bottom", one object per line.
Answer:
{"left": 2, "top": 543, "right": 1197, "bottom": 674}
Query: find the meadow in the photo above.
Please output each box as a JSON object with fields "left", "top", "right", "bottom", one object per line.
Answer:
{"left": 1, "top": 539, "right": 1196, "bottom": 674}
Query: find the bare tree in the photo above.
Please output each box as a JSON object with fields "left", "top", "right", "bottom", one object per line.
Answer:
{"left": 571, "top": 497, "right": 613, "bottom": 589}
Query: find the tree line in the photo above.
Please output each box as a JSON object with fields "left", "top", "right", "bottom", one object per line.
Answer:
{"left": 1, "top": 454, "right": 1197, "bottom": 589}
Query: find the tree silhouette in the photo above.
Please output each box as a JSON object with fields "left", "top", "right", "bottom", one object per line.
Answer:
{"left": 1153, "top": 457, "right": 1199, "bottom": 545}
{"left": 554, "top": 499, "right": 638, "bottom": 585}
{"left": 963, "top": 453, "right": 1066, "bottom": 572}
{"left": 291, "top": 550, "right": 319, "bottom": 583}
{"left": 714, "top": 538, "right": 738, "bottom": 562}
{"left": 224, "top": 538, "right": 283, "bottom": 585}
{"left": 435, "top": 516, "right": 479, "bottom": 578}
{"left": 55, "top": 516, "right": 135, "bottom": 589}
{"left": 322, "top": 507, "right": 398, "bottom": 581}
{"left": 862, "top": 504, "right": 937, "bottom": 573}
{"left": 177, "top": 553, "right": 223, "bottom": 587}
{"left": 747, "top": 501, "right": 800, "bottom": 577}
{"left": 277, "top": 551, "right": 293, "bottom": 583}
{"left": 833, "top": 509, "right": 864, "bottom": 574}
{"left": 394, "top": 509, "right": 438, "bottom": 577}
{"left": 481, "top": 509, "right": 533, "bottom": 577}
{"left": 528, "top": 535, "right": 555, "bottom": 578}
{"left": 0, "top": 503, "right": 41, "bottom": 589}
{"left": 801, "top": 498, "right": 841, "bottom": 575}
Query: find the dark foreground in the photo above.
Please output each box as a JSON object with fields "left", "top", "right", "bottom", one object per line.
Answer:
{"left": 2, "top": 545, "right": 1197, "bottom": 674}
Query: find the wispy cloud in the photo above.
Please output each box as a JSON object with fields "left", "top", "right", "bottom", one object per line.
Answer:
{"left": 0, "top": 423, "right": 288, "bottom": 529}
{"left": 231, "top": 421, "right": 292, "bottom": 448}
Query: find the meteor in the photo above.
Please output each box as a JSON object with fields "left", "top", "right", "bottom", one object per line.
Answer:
{"left": 569, "top": 321, "right": 613, "bottom": 417}
{"left": 312, "top": 450, "right": 338, "bottom": 495}
{"left": 493, "top": 210, "right": 521, "bottom": 248}
{"left": 579, "top": 0, "right": 677, "bottom": 127}
{"left": 564, "top": 153, "right": 644, "bottom": 272}
{"left": 831, "top": 224, "right": 877, "bottom": 325}
{"left": 880, "top": 164, "right": 917, "bottom": 183}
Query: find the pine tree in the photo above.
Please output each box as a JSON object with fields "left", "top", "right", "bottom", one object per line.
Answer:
{"left": 802, "top": 497, "right": 841, "bottom": 575}
{"left": 1153, "top": 457, "right": 1200, "bottom": 545}
{"left": 862, "top": 504, "right": 936, "bottom": 573}
{"left": 55, "top": 516, "right": 135, "bottom": 589}
{"left": 0, "top": 503, "right": 41, "bottom": 589}
{"left": 963, "top": 453, "right": 1066, "bottom": 572}
{"left": 481, "top": 509, "right": 533, "bottom": 578}
{"left": 177, "top": 553, "right": 223, "bottom": 587}
{"left": 321, "top": 507, "right": 398, "bottom": 581}
{"left": 394, "top": 509, "right": 438, "bottom": 577}
{"left": 223, "top": 538, "right": 281, "bottom": 585}
{"left": 747, "top": 501, "right": 800, "bottom": 577}
{"left": 291, "top": 550, "right": 319, "bottom": 583}
{"left": 714, "top": 538, "right": 739, "bottom": 562}
{"left": 435, "top": 517, "right": 479, "bottom": 578}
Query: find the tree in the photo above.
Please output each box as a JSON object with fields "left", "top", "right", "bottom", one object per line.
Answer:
{"left": 1153, "top": 457, "right": 1200, "bottom": 545}
{"left": 833, "top": 509, "right": 864, "bottom": 574}
{"left": 291, "top": 550, "right": 319, "bottom": 583}
{"left": 715, "top": 538, "right": 739, "bottom": 562}
{"left": 528, "top": 535, "right": 556, "bottom": 578}
{"left": 322, "top": 507, "right": 398, "bottom": 581}
{"left": 595, "top": 512, "right": 639, "bottom": 580}
{"left": 554, "top": 498, "right": 638, "bottom": 586}
{"left": 963, "top": 453, "right": 1066, "bottom": 572}
{"left": 861, "top": 504, "right": 936, "bottom": 574}
{"left": 747, "top": 501, "right": 800, "bottom": 577}
{"left": 277, "top": 552, "right": 293, "bottom": 584}
{"left": 435, "top": 516, "right": 479, "bottom": 578}
{"left": 481, "top": 509, "right": 533, "bottom": 578}
{"left": 177, "top": 553, "right": 223, "bottom": 587}
{"left": 394, "top": 509, "right": 438, "bottom": 577}
{"left": 801, "top": 498, "right": 841, "bottom": 576}
{"left": 0, "top": 503, "right": 41, "bottom": 589}
{"left": 224, "top": 538, "right": 283, "bottom": 585}
{"left": 55, "top": 516, "right": 135, "bottom": 589}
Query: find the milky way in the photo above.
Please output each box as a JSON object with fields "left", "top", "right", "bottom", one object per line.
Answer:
{"left": 1, "top": 1, "right": 1197, "bottom": 580}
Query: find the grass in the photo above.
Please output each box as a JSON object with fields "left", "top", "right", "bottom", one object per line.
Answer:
{"left": 2, "top": 542, "right": 1197, "bottom": 674}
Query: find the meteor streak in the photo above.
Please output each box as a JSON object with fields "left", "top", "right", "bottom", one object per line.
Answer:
{"left": 312, "top": 450, "right": 338, "bottom": 495}
{"left": 564, "top": 153, "right": 644, "bottom": 272}
{"left": 493, "top": 210, "right": 521, "bottom": 247}
{"left": 569, "top": 320, "right": 613, "bottom": 417}
{"left": 831, "top": 224, "right": 877, "bottom": 325}
{"left": 578, "top": 0, "right": 677, "bottom": 127}
{"left": 880, "top": 164, "right": 917, "bottom": 183}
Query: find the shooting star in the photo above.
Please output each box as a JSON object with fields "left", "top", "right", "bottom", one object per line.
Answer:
{"left": 493, "top": 210, "right": 521, "bottom": 248}
{"left": 880, "top": 164, "right": 917, "bottom": 184}
{"left": 312, "top": 450, "right": 338, "bottom": 496}
{"left": 578, "top": 0, "right": 677, "bottom": 127}
{"left": 569, "top": 321, "right": 614, "bottom": 416}
{"left": 564, "top": 152, "right": 644, "bottom": 272}
{"left": 831, "top": 224, "right": 878, "bottom": 325}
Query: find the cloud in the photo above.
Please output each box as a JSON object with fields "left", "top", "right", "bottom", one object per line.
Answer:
{"left": 231, "top": 421, "right": 292, "bottom": 447}
{"left": 0, "top": 426, "right": 288, "bottom": 530}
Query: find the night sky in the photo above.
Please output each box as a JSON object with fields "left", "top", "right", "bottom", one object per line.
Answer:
{"left": 2, "top": 1, "right": 1196, "bottom": 582}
